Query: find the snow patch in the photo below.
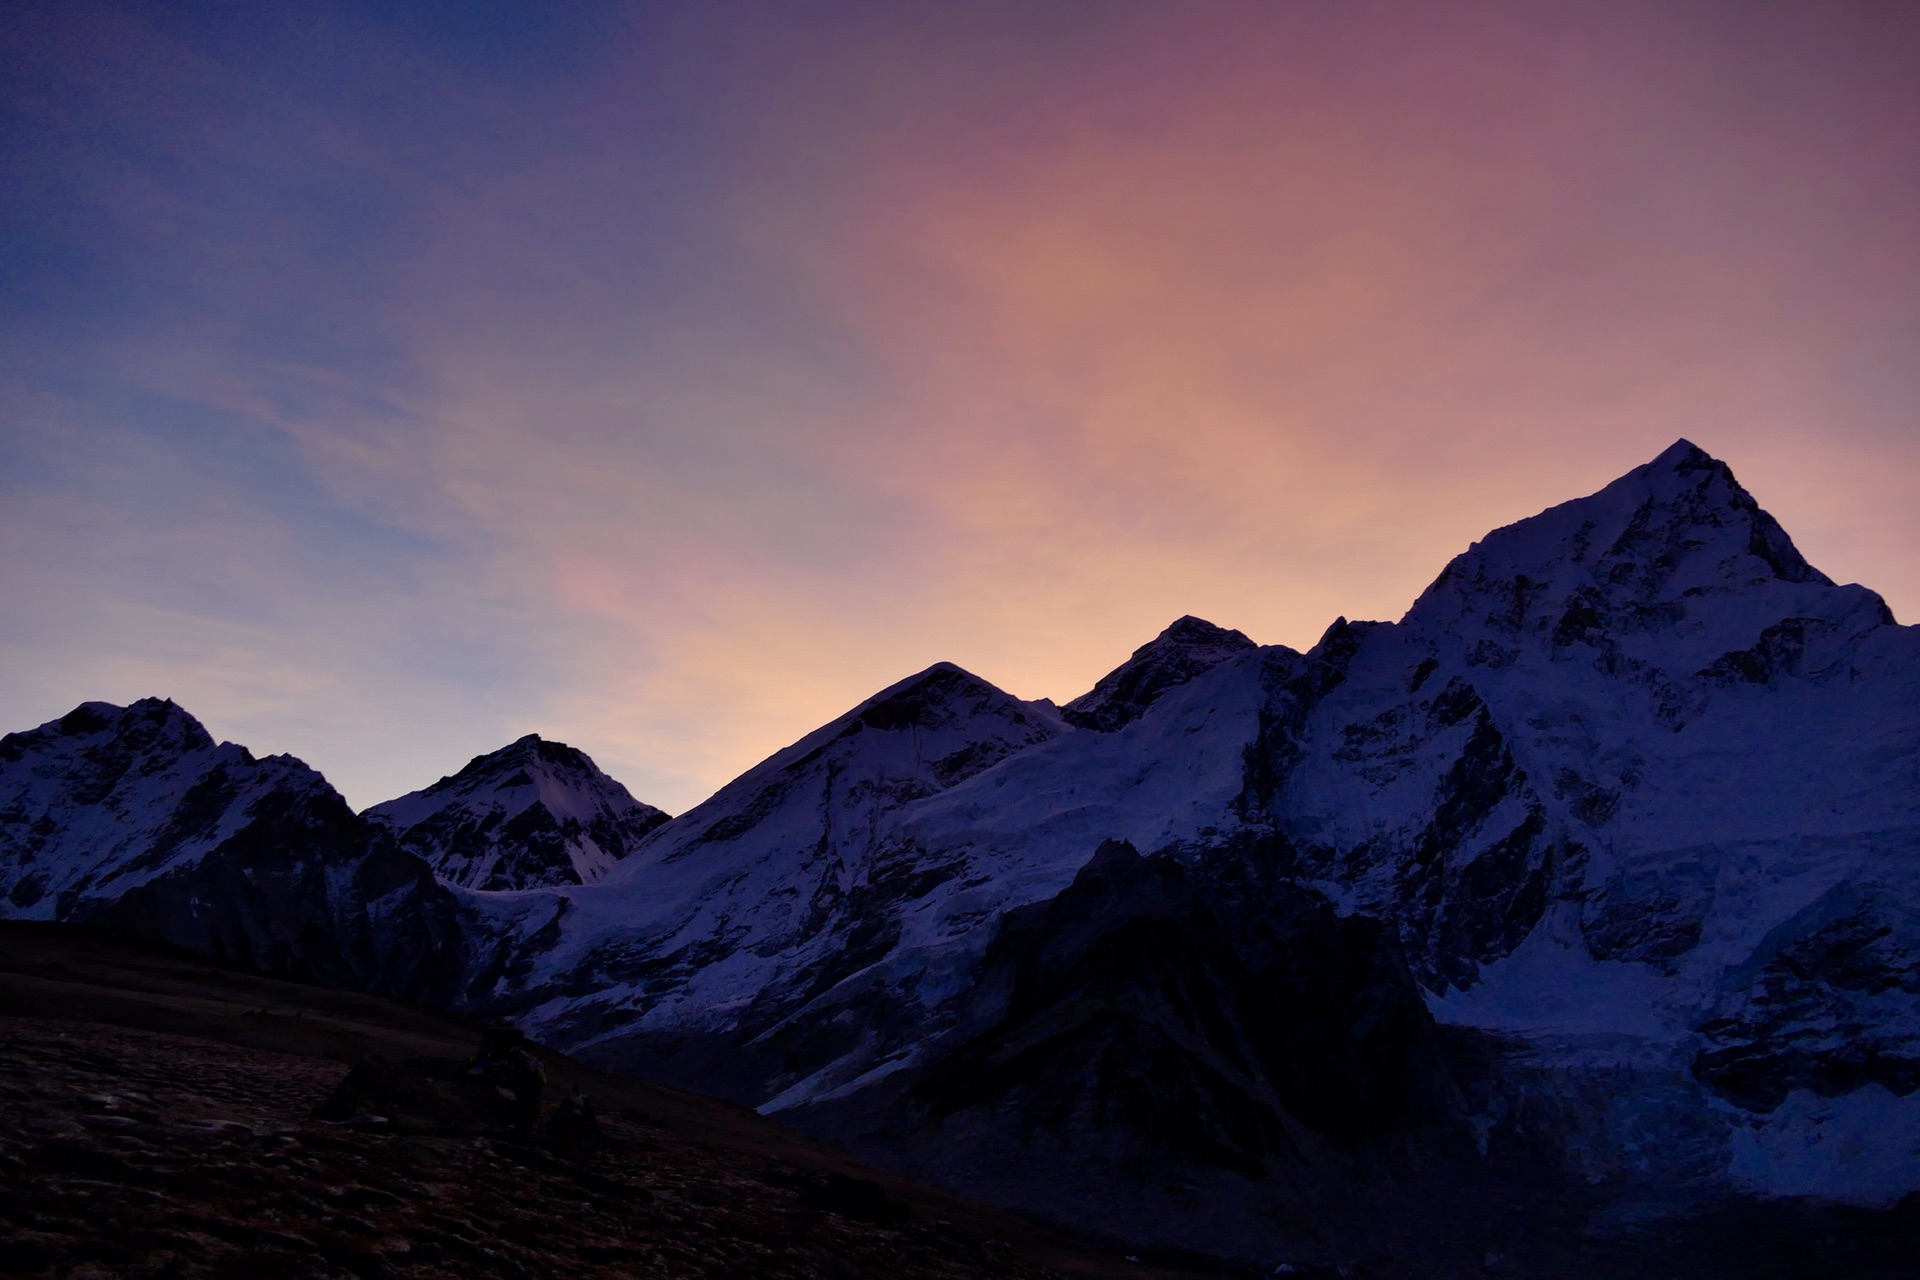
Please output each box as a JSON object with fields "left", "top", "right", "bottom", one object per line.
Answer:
{"left": 1429, "top": 905, "right": 1676, "bottom": 1040}
{"left": 1728, "top": 1085, "right": 1920, "bottom": 1206}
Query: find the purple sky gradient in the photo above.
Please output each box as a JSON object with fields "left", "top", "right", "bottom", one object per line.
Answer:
{"left": 3, "top": 1, "right": 1916, "bottom": 812}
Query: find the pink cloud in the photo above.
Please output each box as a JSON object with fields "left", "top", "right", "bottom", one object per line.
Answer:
{"left": 6, "top": 3, "right": 1913, "bottom": 812}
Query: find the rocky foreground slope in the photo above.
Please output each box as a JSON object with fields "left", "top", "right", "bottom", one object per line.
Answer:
{"left": 0, "top": 922, "right": 1174, "bottom": 1280}
{"left": 3, "top": 441, "right": 1916, "bottom": 1269}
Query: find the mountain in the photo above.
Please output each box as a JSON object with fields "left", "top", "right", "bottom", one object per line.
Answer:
{"left": 463, "top": 661, "right": 1076, "bottom": 1103}
{"left": 364, "top": 734, "right": 669, "bottom": 891}
{"left": 5, "top": 440, "right": 1916, "bottom": 1272}
{"left": 1262, "top": 440, "right": 1920, "bottom": 1203}
{"left": 453, "top": 440, "right": 1918, "bottom": 1262}
{"left": 794, "top": 836, "right": 1488, "bottom": 1265}
{"left": 0, "top": 699, "right": 469, "bottom": 1003}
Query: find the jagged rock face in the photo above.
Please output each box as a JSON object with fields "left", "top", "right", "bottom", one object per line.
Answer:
{"left": 1060, "top": 615, "right": 1256, "bottom": 731}
{"left": 365, "top": 735, "right": 668, "bottom": 891}
{"left": 1271, "top": 441, "right": 1912, "bottom": 987}
{"left": 899, "top": 839, "right": 1445, "bottom": 1157}
{"left": 1693, "top": 888, "right": 1920, "bottom": 1110}
{"left": 0, "top": 700, "right": 468, "bottom": 1004}
{"left": 1249, "top": 630, "right": 1561, "bottom": 992}
{"left": 1, "top": 700, "right": 222, "bottom": 918}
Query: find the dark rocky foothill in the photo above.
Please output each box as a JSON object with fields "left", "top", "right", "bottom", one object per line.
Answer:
{"left": 312, "top": 1054, "right": 537, "bottom": 1138}
{"left": 796, "top": 1172, "right": 913, "bottom": 1227}
{"left": 0, "top": 923, "right": 1182, "bottom": 1280}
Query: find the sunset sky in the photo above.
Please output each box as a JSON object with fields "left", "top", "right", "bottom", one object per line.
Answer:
{"left": 4, "top": 1, "right": 1916, "bottom": 813}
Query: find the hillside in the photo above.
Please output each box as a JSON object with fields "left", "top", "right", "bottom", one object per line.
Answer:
{"left": 0, "top": 922, "right": 1205, "bottom": 1280}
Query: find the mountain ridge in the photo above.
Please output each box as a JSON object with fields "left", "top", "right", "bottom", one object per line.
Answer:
{"left": 5, "top": 439, "right": 1916, "bottom": 1267}
{"left": 0, "top": 697, "right": 471, "bottom": 1004}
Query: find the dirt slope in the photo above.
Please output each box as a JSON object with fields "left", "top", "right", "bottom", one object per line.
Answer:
{"left": 0, "top": 922, "right": 1214, "bottom": 1280}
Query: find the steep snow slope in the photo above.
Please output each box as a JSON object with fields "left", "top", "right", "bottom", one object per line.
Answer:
{"left": 0, "top": 699, "right": 468, "bottom": 1001}
{"left": 464, "top": 649, "right": 1312, "bottom": 1110}
{"left": 464, "top": 664, "right": 1077, "bottom": 1095}
{"left": 365, "top": 735, "right": 668, "bottom": 890}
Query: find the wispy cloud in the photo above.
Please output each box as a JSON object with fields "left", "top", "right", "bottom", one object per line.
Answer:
{"left": 4, "top": 2, "right": 1915, "bottom": 811}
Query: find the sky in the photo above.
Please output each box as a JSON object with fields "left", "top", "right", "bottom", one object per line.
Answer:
{"left": 3, "top": 1, "right": 1916, "bottom": 814}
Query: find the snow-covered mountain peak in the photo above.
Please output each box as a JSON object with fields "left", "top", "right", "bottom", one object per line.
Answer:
{"left": 1158, "top": 614, "right": 1257, "bottom": 649}
{"left": 416, "top": 733, "right": 612, "bottom": 800}
{"left": 2, "top": 698, "right": 470, "bottom": 1004}
{"left": 838, "top": 661, "right": 1067, "bottom": 786}
{"left": 364, "top": 734, "right": 667, "bottom": 891}
{"left": 4, "top": 697, "right": 219, "bottom": 765}
{"left": 852, "top": 661, "right": 1028, "bottom": 733}
{"left": 1266, "top": 445, "right": 1920, "bottom": 1187}
{"left": 1399, "top": 440, "right": 1889, "bottom": 679}
{"left": 1063, "top": 614, "right": 1258, "bottom": 731}
{"left": 0, "top": 698, "right": 345, "bottom": 920}
{"left": 619, "top": 662, "right": 1062, "bottom": 873}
